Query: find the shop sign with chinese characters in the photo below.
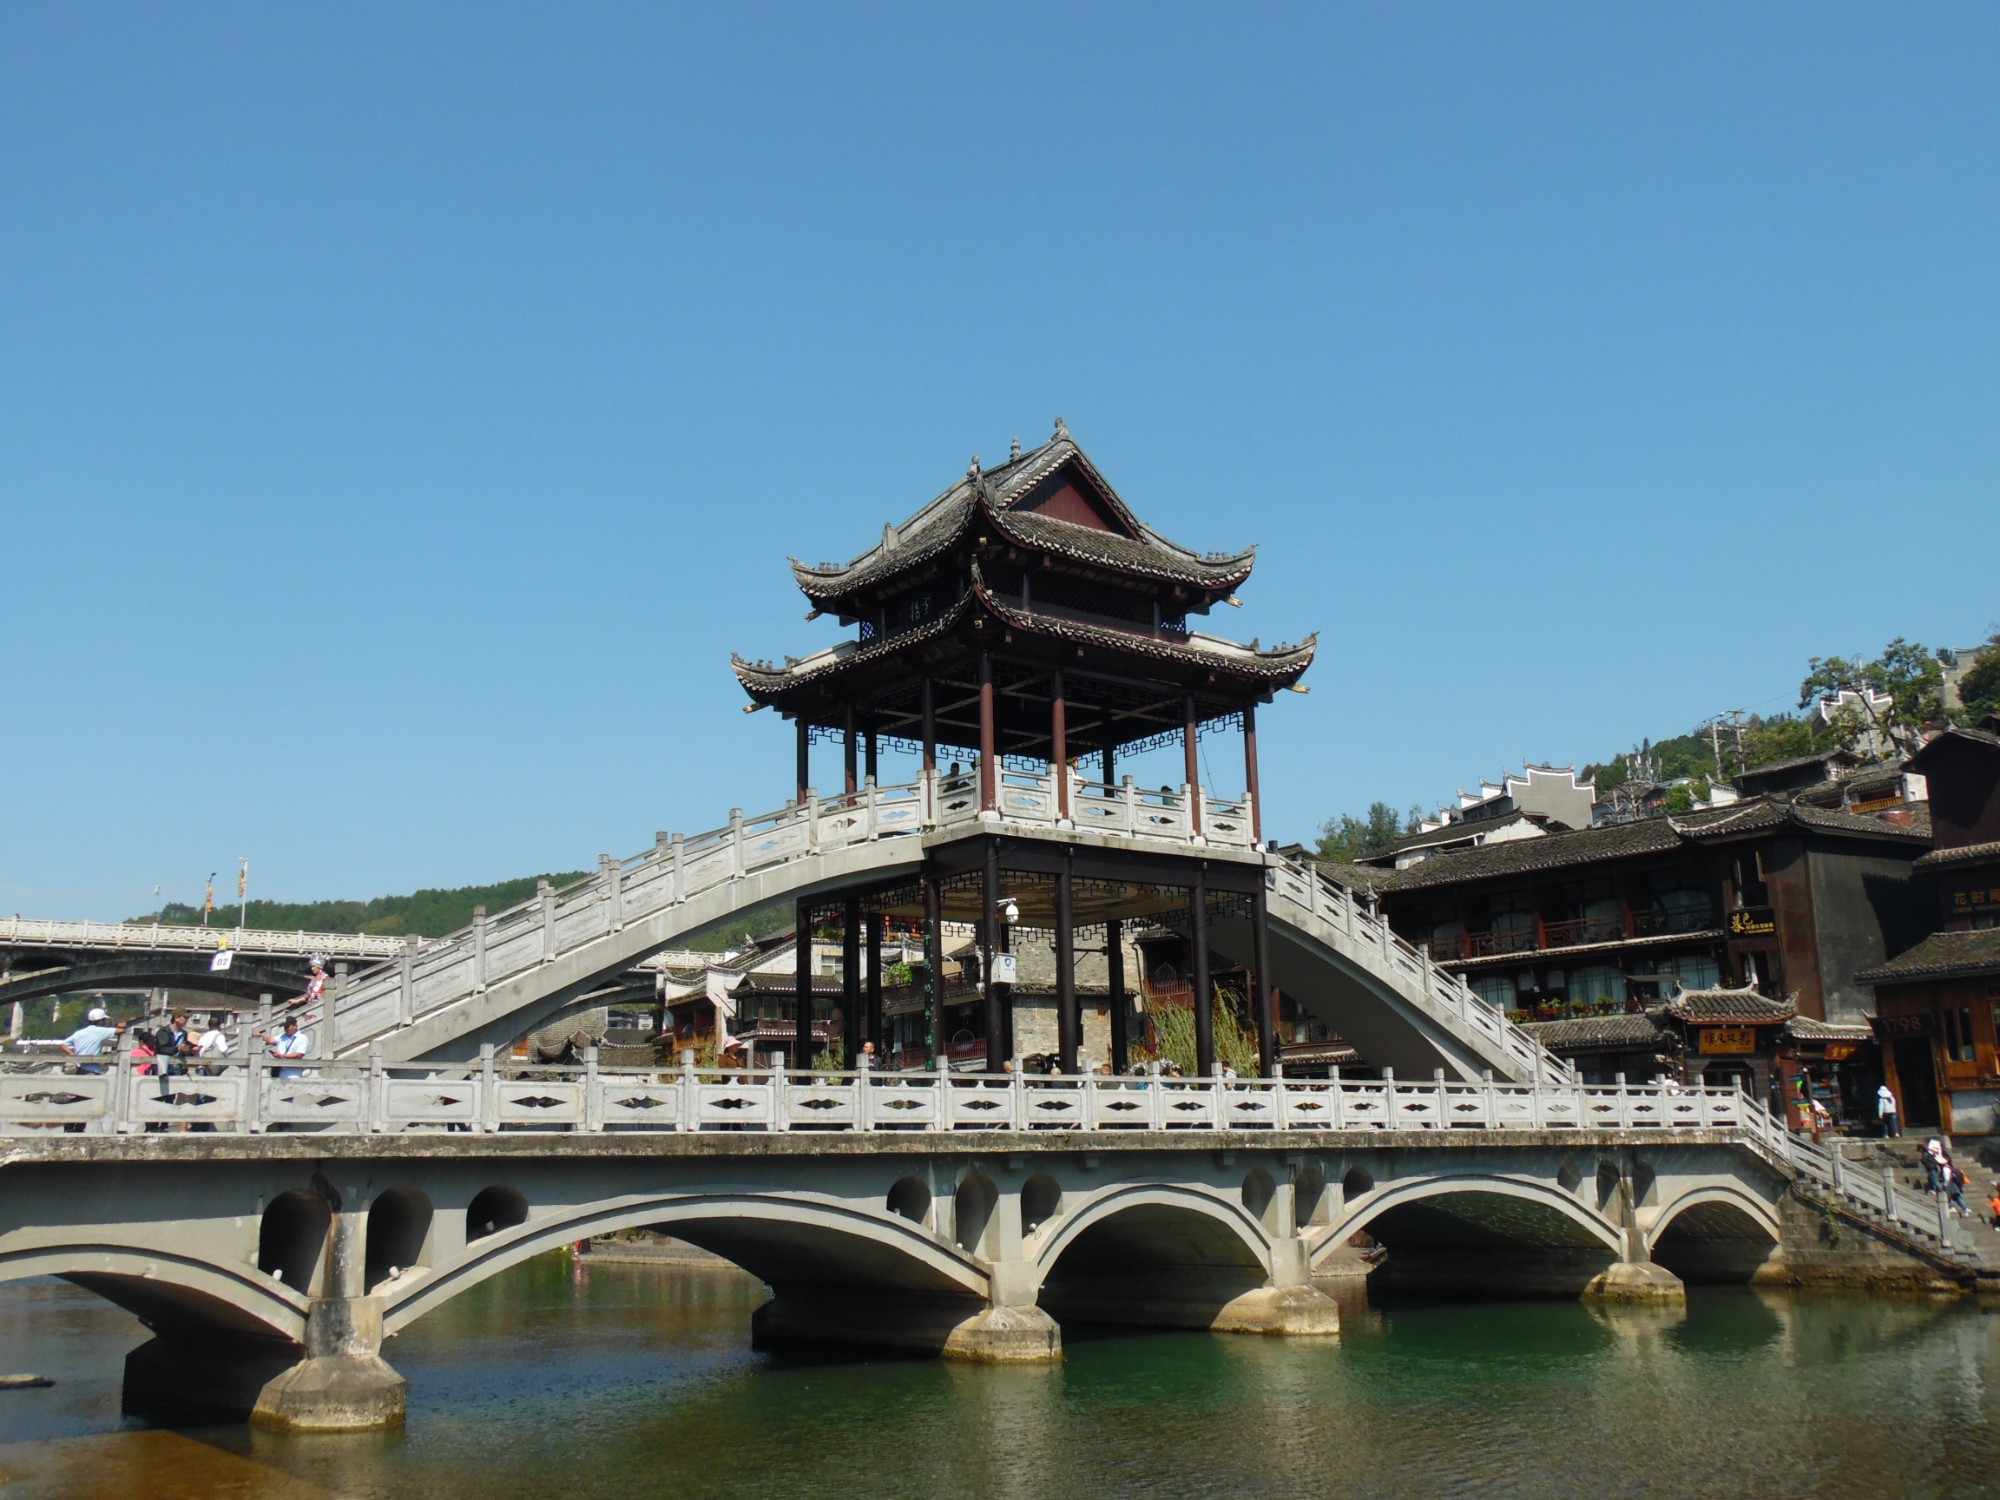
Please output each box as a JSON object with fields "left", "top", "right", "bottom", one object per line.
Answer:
{"left": 1950, "top": 884, "right": 2000, "bottom": 915}
{"left": 1698, "top": 1027, "right": 1757, "bottom": 1054}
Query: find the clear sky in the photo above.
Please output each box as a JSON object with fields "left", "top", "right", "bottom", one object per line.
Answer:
{"left": 3, "top": 4, "right": 1996, "bottom": 920}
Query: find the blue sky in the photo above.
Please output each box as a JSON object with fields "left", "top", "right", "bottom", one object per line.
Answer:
{"left": 3, "top": 4, "right": 1995, "bottom": 919}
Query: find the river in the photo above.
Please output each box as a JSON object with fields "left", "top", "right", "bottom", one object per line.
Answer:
{"left": 3, "top": 1260, "right": 1998, "bottom": 1498}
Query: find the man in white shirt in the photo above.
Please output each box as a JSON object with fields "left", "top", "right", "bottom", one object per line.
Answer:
{"left": 194, "top": 1015, "right": 231, "bottom": 1068}
{"left": 61, "top": 1007, "right": 120, "bottom": 1075}
{"left": 268, "top": 1017, "right": 311, "bottom": 1079}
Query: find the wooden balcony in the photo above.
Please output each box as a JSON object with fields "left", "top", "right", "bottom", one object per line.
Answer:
{"left": 1421, "top": 905, "right": 1719, "bottom": 963}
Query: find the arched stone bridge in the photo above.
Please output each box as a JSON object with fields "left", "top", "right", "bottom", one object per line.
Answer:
{"left": 0, "top": 1121, "right": 1829, "bottom": 1433}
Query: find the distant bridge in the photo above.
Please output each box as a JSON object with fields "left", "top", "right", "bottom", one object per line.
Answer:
{"left": 0, "top": 916, "right": 712, "bottom": 1023}
{"left": 0, "top": 917, "right": 413, "bottom": 963}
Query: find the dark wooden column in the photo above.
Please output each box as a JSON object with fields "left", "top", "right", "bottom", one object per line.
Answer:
{"left": 1243, "top": 703, "right": 1261, "bottom": 846}
{"left": 921, "top": 676, "right": 937, "bottom": 775}
{"left": 1190, "top": 864, "right": 1214, "bottom": 1077}
{"left": 793, "top": 899, "right": 814, "bottom": 1068}
{"left": 865, "top": 730, "right": 879, "bottom": 786}
{"left": 1106, "top": 918, "right": 1129, "bottom": 1072}
{"left": 1055, "top": 852, "right": 1077, "bottom": 1073}
{"left": 1183, "top": 693, "right": 1203, "bottom": 837}
{"left": 865, "top": 911, "right": 884, "bottom": 1061}
{"left": 1051, "top": 669, "right": 1069, "bottom": 821}
{"left": 982, "top": 839, "right": 1005, "bottom": 1072}
{"left": 1101, "top": 744, "right": 1115, "bottom": 787}
{"left": 978, "top": 654, "right": 997, "bottom": 813}
{"left": 923, "top": 875, "right": 944, "bottom": 1071}
{"left": 843, "top": 705, "right": 859, "bottom": 797}
{"left": 796, "top": 718, "right": 810, "bottom": 805}
{"left": 1251, "top": 880, "right": 1275, "bottom": 1077}
{"left": 841, "top": 894, "right": 862, "bottom": 1069}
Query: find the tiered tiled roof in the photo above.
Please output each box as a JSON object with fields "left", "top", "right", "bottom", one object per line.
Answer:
{"left": 1519, "top": 1013, "right": 1666, "bottom": 1051}
{"left": 1857, "top": 929, "right": 2000, "bottom": 984}
{"left": 1662, "top": 985, "right": 1796, "bottom": 1025}
{"left": 732, "top": 574, "right": 1314, "bottom": 697}
{"left": 787, "top": 426, "right": 1254, "bottom": 612}
{"left": 1312, "top": 795, "right": 1927, "bottom": 894}
{"left": 1913, "top": 840, "right": 2000, "bottom": 872}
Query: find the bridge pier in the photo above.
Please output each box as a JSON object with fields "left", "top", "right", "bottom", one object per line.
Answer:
{"left": 1581, "top": 1155, "right": 1687, "bottom": 1306}
{"left": 750, "top": 1292, "right": 1062, "bottom": 1363}
{"left": 251, "top": 1204, "right": 408, "bottom": 1431}
{"left": 251, "top": 1295, "right": 407, "bottom": 1432}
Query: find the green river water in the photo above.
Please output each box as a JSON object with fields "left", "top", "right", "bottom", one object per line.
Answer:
{"left": 3, "top": 1260, "right": 1999, "bottom": 1499}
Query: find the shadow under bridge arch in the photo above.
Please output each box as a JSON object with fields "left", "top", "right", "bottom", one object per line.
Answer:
{"left": 1645, "top": 1184, "right": 1783, "bottom": 1284}
{"left": 1033, "top": 1183, "right": 1274, "bottom": 1331}
{"left": 1329, "top": 1173, "right": 1625, "bottom": 1298}
{"left": 380, "top": 1191, "right": 991, "bottom": 1338}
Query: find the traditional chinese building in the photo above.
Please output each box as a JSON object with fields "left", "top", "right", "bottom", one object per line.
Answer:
{"left": 730, "top": 422, "right": 1315, "bottom": 1075}
{"left": 1861, "top": 718, "right": 2000, "bottom": 1132}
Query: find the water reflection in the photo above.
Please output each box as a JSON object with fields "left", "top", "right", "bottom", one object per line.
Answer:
{"left": 4, "top": 1264, "right": 2000, "bottom": 1499}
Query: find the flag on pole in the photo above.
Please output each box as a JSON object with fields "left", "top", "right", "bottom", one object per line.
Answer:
{"left": 204, "top": 874, "right": 215, "bottom": 915}
{"left": 238, "top": 860, "right": 248, "bottom": 900}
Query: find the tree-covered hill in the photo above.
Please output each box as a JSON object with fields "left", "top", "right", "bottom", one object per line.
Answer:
{"left": 132, "top": 876, "right": 800, "bottom": 950}
{"left": 133, "top": 874, "right": 590, "bottom": 940}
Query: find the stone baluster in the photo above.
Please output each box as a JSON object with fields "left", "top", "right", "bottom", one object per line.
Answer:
{"left": 471, "top": 907, "right": 488, "bottom": 992}
{"left": 583, "top": 1045, "right": 602, "bottom": 1133}
{"left": 681, "top": 1048, "right": 698, "bottom": 1133}
{"left": 397, "top": 949, "right": 417, "bottom": 1021}
{"left": 246, "top": 1048, "right": 268, "bottom": 1134}
{"left": 110, "top": 1031, "right": 136, "bottom": 1135}
{"left": 478, "top": 1044, "right": 498, "bottom": 1133}
{"left": 729, "top": 810, "right": 746, "bottom": 878}
{"left": 538, "top": 880, "right": 557, "bottom": 961}
{"left": 601, "top": 854, "right": 624, "bottom": 932}
{"left": 367, "top": 1043, "right": 387, "bottom": 1133}
{"left": 670, "top": 833, "right": 686, "bottom": 902}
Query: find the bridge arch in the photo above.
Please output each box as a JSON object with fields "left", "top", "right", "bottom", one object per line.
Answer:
{"left": 0, "top": 955, "right": 309, "bottom": 1009}
{"left": 466, "top": 1185, "right": 529, "bottom": 1241}
{"left": 379, "top": 1191, "right": 990, "bottom": 1336}
{"left": 1645, "top": 1183, "right": 1782, "bottom": 1283}
{"left": 1032, "top": 1182, "right": 1270, "bottom": 1279}
{"left": 365, "top": 1187, "right": 434, "bottom": 1291}
{"left": 259, "top": 1189, "right": 330, "bottom": 1294}
{"left": 1323, "top": 1172, "right": 1624, "bottom": 1294}
{"left": 0, "top": 1245, "right": 309, "bottom": 1344}
{"left": 1032, "top": 1182, "right": 1273, "bottom": 1329}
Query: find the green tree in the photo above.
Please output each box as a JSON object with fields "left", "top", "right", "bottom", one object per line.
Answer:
{"left": 1956, "top": 631, "right": 2000, "bottom": 723}
{"left": 1798, "top": 636, "right": 1943, "bottom": 750}
{"left": 1741, "top": 713, "right": 1816, "bottom": 768}
{"left": 1316, "top": 801, "right": 1413, "bottom": 862}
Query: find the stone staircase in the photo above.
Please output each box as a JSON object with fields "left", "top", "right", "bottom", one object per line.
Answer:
{"left": 1781, "top": 1133, "right": 1993, "bottom": 1278}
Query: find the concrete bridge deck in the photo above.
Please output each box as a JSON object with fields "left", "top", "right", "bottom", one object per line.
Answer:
{"left": 2, "top": 1067, "right": 1984, "bottom": 1432}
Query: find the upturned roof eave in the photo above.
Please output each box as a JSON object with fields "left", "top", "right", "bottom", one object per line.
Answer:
{"left": 731, "top": 582, "right": 1314, "bottom": 704}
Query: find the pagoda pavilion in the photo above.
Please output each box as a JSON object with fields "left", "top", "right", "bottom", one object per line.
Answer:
{"left": 732, "top": 420, "right": 1315, "bottom": 1077}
